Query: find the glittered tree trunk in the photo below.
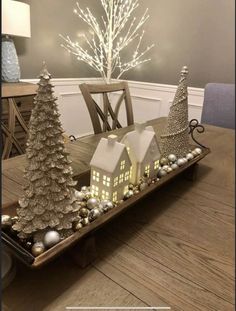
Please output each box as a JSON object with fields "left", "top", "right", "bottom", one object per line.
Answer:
{"left": 160, "top": 66, "right": 190, "bottom": 158}
{"left": 13, "top": 63, "right": 79, "bottom": 240}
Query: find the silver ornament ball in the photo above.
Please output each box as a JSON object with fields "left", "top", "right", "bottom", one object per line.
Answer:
{"left": 195, "top": 147, "right": 202, "bottom": 155}
{"left": 124, "top": 190, "right": 134, "bottom": 200}
{"left": 191, "top": 150, "right": 198, "bottom": 157}
{"left": 157, "top": 169, "right": 167, "bottom": 178}
{"left": 89, "top": 208, "right": 101, "bottom": 221}
{"left": 162, "top": 165, "right": 170, "bottom": 171}
{"left": 168, "top": 154, "right": 177, "bottom": 163}
{"left": 166, "top": 167, "right": 173, "bottom": 173}
{"left": 171, "top": 163, "right": 179, "bottom": 170}
{"left": 31, "top": 242, "right": 45, "bottom": 257}
{"left": 139, "top": 182, "right": 148, "bottom": 191}
{"left": 74, "top": 191, "right": 85, "bottom": 201}
{"left": 1, "top": 215, "right": 12, "bottom": 230}
{"left": 186, "top": 153, "right": 194, "bottom": 161}
{"left": 177, "top": 158, "right": 185, "bottom": 166}
{"left": 43, "top": 230, "right": 60, "bottom": 248}
{"left": 87, "top": 198, "right": 99, "bottom": 210}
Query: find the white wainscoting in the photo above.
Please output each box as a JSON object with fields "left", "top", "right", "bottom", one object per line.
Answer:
{"left": 21, "top": 78, "right": 204, "bottom": 138}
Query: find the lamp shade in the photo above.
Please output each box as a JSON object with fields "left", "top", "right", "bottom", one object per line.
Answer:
{"left": 2, "top": 0, "right": 31, "bottom": 38}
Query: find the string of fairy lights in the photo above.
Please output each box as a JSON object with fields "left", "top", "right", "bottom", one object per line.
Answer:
{"left": 60, "top": 0, "right": 154, "bottom": 83}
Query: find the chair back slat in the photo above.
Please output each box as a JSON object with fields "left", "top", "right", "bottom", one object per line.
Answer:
{"left": 79, "top": 81, "right": 134, "bottom": 134}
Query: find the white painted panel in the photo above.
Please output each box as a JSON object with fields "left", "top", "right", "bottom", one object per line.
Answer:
{"left": 57, "top": 93, "right": 93, "bottom": 137}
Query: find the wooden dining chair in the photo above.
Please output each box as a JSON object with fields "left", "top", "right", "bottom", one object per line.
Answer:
{"left": 79, "top": 82, "right": 134, "bottom": 134}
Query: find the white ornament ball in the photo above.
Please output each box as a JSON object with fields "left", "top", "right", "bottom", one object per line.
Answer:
{"left": 87, "top": 198, "right": 99, "bottom": 210}
{"left": 195, "top": 147, "right": 202, "bottom": 155}
{"left": 177, "top": 158, "right": 185, "bottom": 166}
{"left": 43, "top": 231, "right": 60, "bottom": 248}
{"left": 191, "top": 150, "right": 198, "bottom": 157}
{"left": 168, "top": 154, "right": 177, "bottom": 163}
{"left": 186, "top": 153, "right": 194, "bottom": 161}
{"left": 1, "top": 215, "right": 12, "bottom": 229}
{"left": 162, "top": 165, "right": 170, "bottom": 171}
{"left": 182, "top": 157, "right": 188, "bottom": 164}
{"left": 166, "top": 167, "right": 173, "bottom": 173}
{"left": 74, "top": 191, "right": 85, "bottom": 201}
{"left": 171, "top": 163, "right": 179, "bottom": 170}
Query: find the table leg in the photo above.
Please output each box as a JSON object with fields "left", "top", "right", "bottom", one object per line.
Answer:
{"left": 184, "top": 163, "right": 199, "bottom": 181}
{"left": 70, "top": 235, "right": 97, "bottom": 268}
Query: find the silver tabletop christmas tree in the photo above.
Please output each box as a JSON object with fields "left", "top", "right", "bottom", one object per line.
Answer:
{"left": 13, "top": 63, "right": 79, "bottom": 241}
{"left": 160, "top": 66, "right": 189, "bottom": 158}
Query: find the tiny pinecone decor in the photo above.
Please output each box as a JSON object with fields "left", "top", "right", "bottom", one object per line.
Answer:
{"left": 13, "top": 63, "right": 79, "bottom": 241}
{"left": 160, "top": 66, "right": 189, "bottom": 158}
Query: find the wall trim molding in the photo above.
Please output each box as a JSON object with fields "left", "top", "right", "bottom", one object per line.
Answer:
{"left": 20, "top": 77, "right": 204, "bottom": 136}
{"left": 20, "top": 77, "right": 204, "bottom": 102}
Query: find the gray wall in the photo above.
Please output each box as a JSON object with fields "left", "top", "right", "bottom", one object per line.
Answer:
{"left": 16, "top": 0, "right": 235, "bottom": 87}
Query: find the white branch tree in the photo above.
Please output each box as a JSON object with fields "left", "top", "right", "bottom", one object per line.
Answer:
{"left": 60, "top": 0, "right": 154, "bottom": 83}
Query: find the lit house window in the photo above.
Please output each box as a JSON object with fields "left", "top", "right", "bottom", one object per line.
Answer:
{"left": 124, "top": 171, "right": 130, "bottom": 181}
{"left": 120, "top": 160, "right": 125, "bottom": 170}
{"left": 130, "top": 166, "right": 132, "bottom": 178}
{"left": 113, "top": 177, "right": 118, "bottom": 187}
{"left": 103, "top": 175, "right": 110, "bottom": 187}
{"left": 92, "top": 170, "right": 100, "bottom": 182}
{"left": 119, "top": 173, "right": 124, "bottom": 183}
{"left": 154, "top": 160, "right": 159, "bottom": 170}
{"left": 91, "top": 185, "right": 99, "bottom": 196}
{"left": 102, "top": 190, "right": 109, "bottom": 200}
{"left": 127, "top": 147, "right": 130, "bottom": 154}
{"left": 123, "top": 185, "right": 129, "bottom": 194}
{"left": 145, "top": 165, "right": 150, "bottom": 177}
{"left": 112, "top": 192, "right": 117, "bottom": 202}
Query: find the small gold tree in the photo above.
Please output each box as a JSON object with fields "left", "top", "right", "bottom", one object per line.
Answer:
{"left": 13, "top": 63, "right": 79, "bottom": 240}
{"left": 160, "top": 66, "right": 190, "bottom": 158}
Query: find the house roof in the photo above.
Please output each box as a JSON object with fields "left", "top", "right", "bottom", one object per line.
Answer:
{"left": 121, "top": 124, "right": 160, "bottom": 163}
{"left": 90, "top": 135, "right": 130, "bottom": 173}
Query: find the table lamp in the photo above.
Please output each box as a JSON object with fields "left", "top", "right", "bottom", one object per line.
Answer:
{"left": 2, "top": 0, "right": 31, "bottom": 82}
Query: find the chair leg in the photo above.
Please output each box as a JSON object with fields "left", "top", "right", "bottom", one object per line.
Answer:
{"left": 70, "top": 235, "right": 97, "bottom": 268}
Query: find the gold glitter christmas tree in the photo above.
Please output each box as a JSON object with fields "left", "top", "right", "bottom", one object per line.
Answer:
{"left": 13, "top": 63, "right": 79, "bottom": 240}
{"left": 160, "top": 66, "right": 189, "bottom": 158}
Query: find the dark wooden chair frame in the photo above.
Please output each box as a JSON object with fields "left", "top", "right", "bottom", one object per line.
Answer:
{"left": 79, "top": 82, "right": 134, "bottom": 134}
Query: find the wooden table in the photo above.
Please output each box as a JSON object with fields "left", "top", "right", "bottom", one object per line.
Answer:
{"left": 2, "top": 118, "right": 235, "bottom": 311}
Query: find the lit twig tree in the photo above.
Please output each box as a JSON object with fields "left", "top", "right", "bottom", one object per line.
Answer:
{"left": 60, "top": 0, "right": 154, "bottom": 83}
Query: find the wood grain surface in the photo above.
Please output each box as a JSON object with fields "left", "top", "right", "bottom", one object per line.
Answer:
{"left": 2, "top": 117, "right": 235, "bottom": 311}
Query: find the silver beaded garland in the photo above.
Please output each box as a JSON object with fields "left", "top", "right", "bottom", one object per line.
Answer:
{"left": 43, "top": 230, "right": 60, "bottom": 248}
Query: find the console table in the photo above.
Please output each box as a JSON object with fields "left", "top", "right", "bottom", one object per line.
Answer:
{"left": 1, "top": 82, "right": 37, "bottom": 159}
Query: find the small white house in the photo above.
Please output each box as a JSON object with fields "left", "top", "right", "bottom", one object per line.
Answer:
{"left": 121, "top": 123, "right": 161, "bottom": 184}
{"left": 90, "top": 134, "right": 132, "bottom": 202}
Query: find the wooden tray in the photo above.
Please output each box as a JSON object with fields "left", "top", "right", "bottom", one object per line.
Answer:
{"left": 2, "top": 147, "right": 210, "bottom": 268}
